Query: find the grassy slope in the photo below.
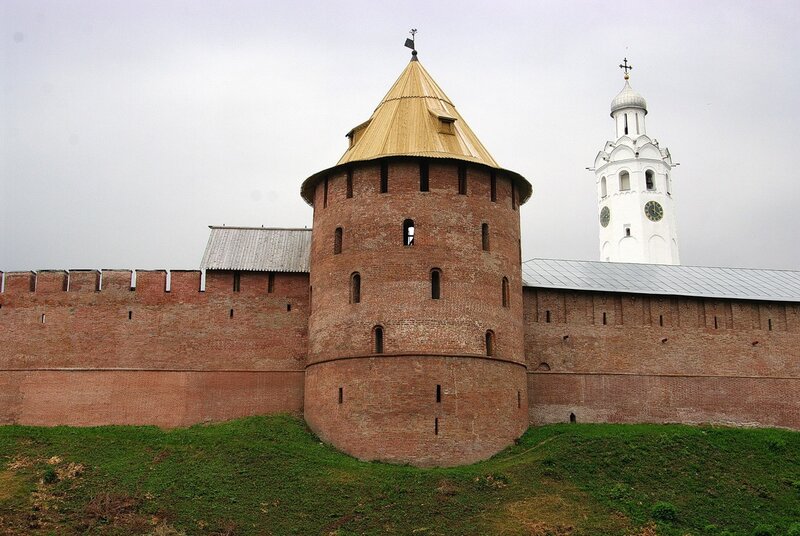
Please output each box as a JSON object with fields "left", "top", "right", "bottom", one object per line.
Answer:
{"left": 0, "top": 416, "right": 798, "bottom": 535}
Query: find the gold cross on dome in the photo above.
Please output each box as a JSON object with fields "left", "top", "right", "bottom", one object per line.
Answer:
{"left": 619, "top": 58, "right": 633, "bottom": 79}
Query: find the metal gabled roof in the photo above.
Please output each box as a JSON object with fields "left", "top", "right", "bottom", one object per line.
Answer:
{"left": 201, "top": 227, "right": 311, "bottom": 273}
{"left": 300, "top": 58, "right": 532, "bottom": 206}
{"left": 522, "top": 258, "right": 800, "bottom": 303}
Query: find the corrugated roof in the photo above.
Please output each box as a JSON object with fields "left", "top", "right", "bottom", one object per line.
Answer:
{"left": 300, "top": 58, "right": 532, "bottom": 206}
{"left": 201, "top": 227, "right": 311, "bottom": 272}
{"left": 522, "top": 258, "right": 800, "bottom": 303}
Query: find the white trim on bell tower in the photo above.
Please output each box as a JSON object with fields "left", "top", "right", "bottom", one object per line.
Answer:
{"left": 592, "top": 59, "right": 680, "bottom": 265}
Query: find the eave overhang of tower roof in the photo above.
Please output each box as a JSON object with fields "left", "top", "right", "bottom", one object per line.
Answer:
{"left": 301, "top": 58, "right": 532, "bottom": 206}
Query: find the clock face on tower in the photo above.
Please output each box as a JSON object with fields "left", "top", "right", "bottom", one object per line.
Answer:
{"left": 600, "top": 206, "right": 610, "bottom": 227}
{"left": 644, "top": 201, "right": 664, "bottom": 222}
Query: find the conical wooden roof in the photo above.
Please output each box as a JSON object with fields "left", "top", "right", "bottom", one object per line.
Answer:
{"left": 301, "top": 58, "right": 531, "bottom": 205}
{"left": 337, "top": 59, "right": 500, "bottom": 166}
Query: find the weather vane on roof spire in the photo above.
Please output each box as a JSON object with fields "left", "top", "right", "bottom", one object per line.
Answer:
{"left": 619, "top": 57, "right": 633, "bottom": 80}
{"left": 404, "top": 29, "right": 418, "bottom": 61}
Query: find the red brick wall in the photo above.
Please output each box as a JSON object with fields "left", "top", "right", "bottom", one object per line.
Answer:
{"left": 0, "top": 269, "right": 309, "bottom": 426}
{"left": 305, "top": 158, "right": 527, "bottom": 464}
{"left": 524, "top": 287, "right": 800, "bottom": 428}
{"left": 305, "top": 355, "right": 528, "bottom": 467}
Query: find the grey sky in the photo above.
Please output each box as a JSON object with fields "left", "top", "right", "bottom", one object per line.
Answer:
{"left": 2, "top": 0, "right": 799, "bottom": 272}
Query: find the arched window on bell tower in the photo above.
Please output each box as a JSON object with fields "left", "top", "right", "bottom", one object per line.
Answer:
{"left": 600, "top": 176, "right": 607, "bottom": 198}
{"left": 619, "top": 171, "right": 630, "bottom": 191}
{"left": 645, "top": 170, "right": 655, "bottom": 191}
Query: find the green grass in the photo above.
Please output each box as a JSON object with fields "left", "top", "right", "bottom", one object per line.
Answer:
{"left": 0, "top": 416, "right": 798, "bottom": 535}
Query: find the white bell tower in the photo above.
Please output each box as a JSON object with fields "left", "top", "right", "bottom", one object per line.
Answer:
{"left": 593, "top": 59, "right": 680, "bottom": 265}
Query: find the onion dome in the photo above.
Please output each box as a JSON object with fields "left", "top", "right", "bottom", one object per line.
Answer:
{"left": 610, "top": 80, "right": 647, "bottom": 116}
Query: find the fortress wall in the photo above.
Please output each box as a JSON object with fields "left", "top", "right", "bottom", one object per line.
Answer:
{"left": 524, "top": 287, "right": 800, "bottom": 428}
{"left": 0, "top": 270, "right": 309, "bottom": 426}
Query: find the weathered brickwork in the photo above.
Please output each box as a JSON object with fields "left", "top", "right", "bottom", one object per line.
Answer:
{"left": 304, "top": 157, "right": 527, "bottom": 465}
{"left": 0, "top": 269, "right": 309, "bottom": 425}
{"left": 524, "top": 287, "right": 800, "bottom": 428}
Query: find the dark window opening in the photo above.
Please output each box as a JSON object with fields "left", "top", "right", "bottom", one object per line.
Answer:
{"left": 403, "top": 219, "right": 415, "bottom": 246}
{"left": 323, "top": 177, "right": 329, "bottom": 208}
{"left": 624, "top": 114, "right": 629, "bottom": 135}
{"left": 458, "top": 165, "right": 467, "bottom": 195}
{"left": 645, "top": 170, "right": 655, "bottom": 191}
{"left": 420, "top": 161, "right": 429, "bottom": 192}
{"left": 502, "top": 277, "right": 510, "bottom": 308}
{"left": 268, "top": 272, "right": 275, "bottom": 293}
{"left": 714, "top": 316, "right": 718, "bottom": 329}
{"left": 481, "top": 223, "right": 490, "bottom": 251}
{"left": 431, "top": 269, "right": 441, "bottom": 300}
{"left": 485, "top": 330, "right": 495, "bottom": 356}
{"left": 41, "top": 313, "right": 46, "bottom": 324}
{"left": 625, "top": 227, "right": 631, "bottom": 237}
{"left": 659, "top": 314, "right": 664, "bottom": 327}
{"left": 380, "top": 162, "right": 388, "bottom": 193}
{"left": 434, "top": 417, "right": 439, "bottom": 435}
{"left": 346, "top": 169, "right": 353, "bottom": 198}
{"left": 490, "top": 172, "right": 497, "bottom": 202}
{"left": 511, "top": 184, "right": 517, "bottom": 210}
{"left": 350, "top": 272, "right": 361, "bottom": 304}
{"left": 537, "top": 362, "right": 551, "bottom": 371}
{"left": 334, "top": 227, "right": 343, "bottom": 255}
{"left": 436, "top": 384, "right": 442, "bottom": 403}
{"left": 517, "top": 390, "right": 521, "bottom": 409}
{"left": 233, "top": 271, "right": 241, "bottom": 292}
{"left": 373, "top": 325, "right": 384, "bottom": 354}
{"left": 768, "top": 318, "right": 773, "bottom": 331}
{"left": 570, "top": 412, "right": 576, "bottom": 423}
{"left": 229, "top": 309, "right": 234, "bottom": 319}
{"left": 545, "top": 310, "right": 551, "bottom": 323}
{"left": 286, "top": 303, "right": 291, "bottom": 312}
{"left": 602, "top": 312, "right": 607, "bottom": 325}
{"left": 338, "top": 387, "right": 343, "bottom": 404}
{"left": 128, "top": 311, "right": 132, "bottom": 320}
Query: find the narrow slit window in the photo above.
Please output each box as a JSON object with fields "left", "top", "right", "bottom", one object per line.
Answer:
{"left": 436, "top": 384, "right": 442, "bottom": 403}
{"left": 485, "top": 330, "right": 495, "bottom": 356}
{"left": 420, "top": 161, "right": 429, "bottom": 192}
{"left": 403, "top": 219, "right": 415, "bottom": 246}
{"left": 430, "top": 269, "right": 441, "bottom": 300}
{"left": 268, "top": 272, "right": 275, "bottom": 293}
{"left": 346, "top": 169, "right": 353, "bottom": 198}
{"left": 286, "top": 303, "right": 291, "bottom": 312}
{"left": 714, "top": 316, "right": 718, "bottom": 329}
{"left": 373, "top": 325, "right": 384, "bottom": 354}
{"left": 619, "top": 171, "right": 630, "bottom": 191}
{"left": 602, "top": 312, "right": 607, "bottom": 325}
{"left": 768, "top": 318, "right": 773, "bottom": 331}
{"left": 545, "top": 310, "right": 551, "bottom": 323}
{"left": 624, "top": 114, "right": 629, "bottom": 135}
{"left": 645, "top": 170, "right": 655, "bottom": 191}
{"left": 517, "top": 390, "right": 521, "bottom": 409}
{"left": 350, "top": 272, "right": 361, "bottom": 304}
{"left": 338, "top": 387, "right": 343, "bottom": 404}
{"left": 481, "top": 223, "right": 490, "bottom": 251}
{"left": 434, "top": 417, "right": 439, "bottom": 435}
{"left": 323, "top": 177, "right": 329, "bottom": 208}
{"left": 458, "top": 165, "right": 467, "bottom": 195}
{"left": 334, "top": 227, "right": 343, "bottom": 255}
{"left": 233, "top": 271, "right": 241, "bottom": 292}
{"left": 128, "top": 311, "right": 132, "bottom": 320}
{"left": 229, "top": 309, "right": 234, "bottom": 319}
{"left": 490, "top": 172, "right": 497, "bottom": 202}
{"left": 659, "top": 314, "right": 664, "bottom": 327}
{"left": 511, "top": 183, "right": 517, "bottom": 210}
{"left": 502, "top": 277, "right": 510, "bottom": 308}
{"left": 380, "top": 162, "right": 388, "bottom": 193}
{"left": 41, "top": 313, "right": 46, "bottom": 324}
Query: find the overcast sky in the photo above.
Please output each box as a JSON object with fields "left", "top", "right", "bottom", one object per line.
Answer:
{"left": 2, "top": 0, "right": 799, "bottom": 273}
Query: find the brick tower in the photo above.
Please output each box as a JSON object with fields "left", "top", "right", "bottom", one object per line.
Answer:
{"left": 300, "top": 52, "right": 533, "bottom": 466}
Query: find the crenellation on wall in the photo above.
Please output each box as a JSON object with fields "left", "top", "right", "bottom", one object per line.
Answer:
{"left": 36, "top": 270, "right": 68, "bottom": 293}
{"left": 3, "top": 272, "right": 36, "bottom": 294}
{"left": 68, "top": 270, "right": 101, "bottom": 292}
{"left": 101, "top": 270, "right": 134, "bottom": 292}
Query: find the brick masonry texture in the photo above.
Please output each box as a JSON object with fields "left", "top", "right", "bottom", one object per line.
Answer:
{"left": 1, "top": 163, "right": 800, "bottom": 466}
{"left": 524, "top": 288, "right": 800, "bottom": 428}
